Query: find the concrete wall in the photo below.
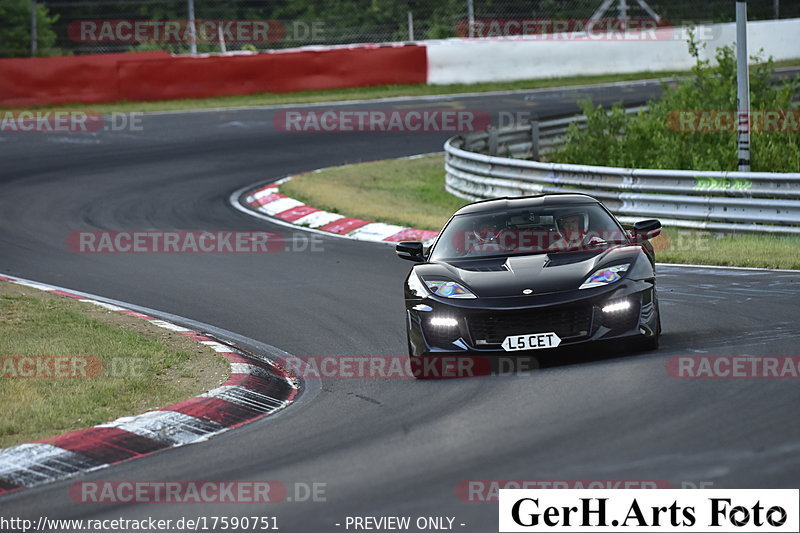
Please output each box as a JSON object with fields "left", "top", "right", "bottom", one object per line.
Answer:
{"left": 427, "top": 18, "right": 800, "bottom": 85}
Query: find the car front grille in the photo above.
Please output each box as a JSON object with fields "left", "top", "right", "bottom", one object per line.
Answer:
{"left": 467, "top": 305, "right": 593, "bottom": 346}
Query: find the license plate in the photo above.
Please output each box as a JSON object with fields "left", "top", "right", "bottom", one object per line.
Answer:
{"left": 501, "top": 332, "right": 562, "bottom": 352}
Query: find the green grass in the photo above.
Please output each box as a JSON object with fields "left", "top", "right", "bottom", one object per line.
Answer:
{"left": 654, "top": 230, "right": 800, "bottom": 269}
{"left": 280, "top": 153, "right": 800, "bottom": 269}
{"left": 771, "top": 58, "right": 800, "bottom": 70}
{"left": 281, "top": 154, "right": 468, "bottom": 231}
{"left": 0, "top": 285, "right": 229, "bottom": 448}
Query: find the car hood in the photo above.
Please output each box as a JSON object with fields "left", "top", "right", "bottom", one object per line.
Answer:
{"left": 419, "top": 245, "right": 642, "bottom": 297}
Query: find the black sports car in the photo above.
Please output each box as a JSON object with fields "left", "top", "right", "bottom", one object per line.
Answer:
{"left": 396, "top": 194, "right": 662, "bottom": 365}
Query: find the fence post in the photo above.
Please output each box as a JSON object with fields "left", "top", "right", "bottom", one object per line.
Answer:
{"left": 407, "top": 11, "right": 414, "bottom": 41}
{"left": 530, "top": 119, "right": 540, "bottom": 160}
{"left": 218, "top": 25, "right": 226, "bottom": 53}
{"left": 467, "top": 0, "right": 475, "bottom": 37}
{"left": 187, "top": 0, "right": 197, "bottom": 55}
{"left": 488, "top": 127, "right": 498, "bottom": 156}
{"left": 736, "top": 1, "right": 751, "bottom": 172}
{"left": 30, "top": 0, "right": 38, "bottom": 57}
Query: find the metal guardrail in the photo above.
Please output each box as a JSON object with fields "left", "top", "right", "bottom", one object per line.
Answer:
{"left": 445, "top": 107, "right": 800, "bottom": 234}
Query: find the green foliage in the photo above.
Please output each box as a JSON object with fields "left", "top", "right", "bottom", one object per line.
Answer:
{"left": 0, "top": 0, "right": 59, "bottom": 57}
{"left": 553, "top": 36, "right": 800, "bottom": 172}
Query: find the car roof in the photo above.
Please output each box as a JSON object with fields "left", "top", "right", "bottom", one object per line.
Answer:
{"left": 453, "top": 194, "right": 600, "bottom": 216}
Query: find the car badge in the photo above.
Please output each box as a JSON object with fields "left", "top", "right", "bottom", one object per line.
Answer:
{"left": 522, "top": 288, "right": 534, "bottom": 295}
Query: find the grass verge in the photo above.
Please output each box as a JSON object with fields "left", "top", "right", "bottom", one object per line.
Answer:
{"left": 279, "top": 154, "right": 800, "bottom": 270}
{"left": 281, "top": 154, "right": 468, "bottom": 231}
{"left": 0, "top": 282, "right": 230, "bottom": 448}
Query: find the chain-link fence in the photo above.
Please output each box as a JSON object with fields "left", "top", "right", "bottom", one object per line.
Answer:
{"left": 3, "top": 0, "right": 798, "bottom": 58}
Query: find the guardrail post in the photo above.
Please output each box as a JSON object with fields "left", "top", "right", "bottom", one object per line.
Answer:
{"left": 488, "top": 127, "right": 498, "bottom": 156}
{"left": 30, "top": 0, "right": 37, "bottom": 57}
{"left": 530, "top": 119, "right": 540, "bottom": 160}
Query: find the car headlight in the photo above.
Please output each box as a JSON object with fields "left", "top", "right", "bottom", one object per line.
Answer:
{"left": 407, "top": 270, "right": 429, "bottom": 298}
{"left": 426, "top": 280, "right": 477, "bottom": 299}
{"left": 407, "top": 271, "right": 477, "bottom": 299}
{"left": 579, "top": 265, "right": 629, "bottom": 289}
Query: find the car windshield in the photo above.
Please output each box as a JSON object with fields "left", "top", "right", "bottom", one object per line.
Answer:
{"left": 429, "top": 203, "right": 627, "bottom": 261}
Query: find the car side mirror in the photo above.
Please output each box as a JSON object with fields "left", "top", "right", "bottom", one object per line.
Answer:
{"left": 632, "top": 219, "right": 662, "bottom": 242}
{"left": 396, "top": 241, "right": 425, "bottom": 262}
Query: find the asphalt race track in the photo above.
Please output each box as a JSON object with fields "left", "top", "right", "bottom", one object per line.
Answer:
{"left": 2, "top": 78, "right": 800, "bottom": 531}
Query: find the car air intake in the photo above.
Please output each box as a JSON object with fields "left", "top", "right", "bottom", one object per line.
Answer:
{"left": 467, "top": 305, "right": 593, "bottom": 346}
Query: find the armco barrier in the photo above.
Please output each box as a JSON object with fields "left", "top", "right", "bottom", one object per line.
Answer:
{"left": 6, "top": 17, "right": 800, "bottom": 107}
{"left": 0, "top": 44, "right": 426, "bottom": 107}
{"left": 445, "top": 111, "right": 800, "bottom": 234}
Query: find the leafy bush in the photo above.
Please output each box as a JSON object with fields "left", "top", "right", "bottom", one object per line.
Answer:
{"left": 0, "top": 0, "right": 59, "bottom": 58}
{"left": 552, "top": 36, "right": 800, "bottom": 172}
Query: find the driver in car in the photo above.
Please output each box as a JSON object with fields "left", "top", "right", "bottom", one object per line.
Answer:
{"left": 466, "top": 215, "right": 508, "bottom": 254}
{"left": 551, "top": 211, "right": 587, "bottom": 250}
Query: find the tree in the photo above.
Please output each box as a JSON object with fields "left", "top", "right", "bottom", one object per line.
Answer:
{"left": 0, "top": 0, "right": 59, "bottom": 58}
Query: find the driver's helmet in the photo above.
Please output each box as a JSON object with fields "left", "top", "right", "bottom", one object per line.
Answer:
{"left": 471, "top": 214, "right": 506, "bottom": 244}
{"left": 555, "top": 210, "right": 588, "bottom": 233}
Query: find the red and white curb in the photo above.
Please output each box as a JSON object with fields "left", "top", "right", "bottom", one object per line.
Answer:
{"left": 0, "top": 274, "right": 299, "bottom": 495}
{"left": 233, "top": 166, "right": 800, "bottom": 274}
{"left": 240, "top": 175, "right": 440, "bottom": 245}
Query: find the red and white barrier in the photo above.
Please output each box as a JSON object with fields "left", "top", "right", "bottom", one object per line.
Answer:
{"left": 1, "top": 18, "right": 797, "bottom": 108}
{"left": 0, "top": 44, "right": 426, "bottom": 108}
{"left": 426, "top": 18, "right": 800, "bottom": 85}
